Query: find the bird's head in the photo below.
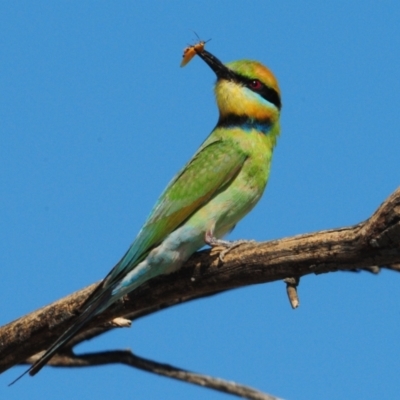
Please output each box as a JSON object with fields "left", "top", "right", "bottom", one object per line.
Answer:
{"left": 196, "top": 50, "right": 281, "bottom": 126}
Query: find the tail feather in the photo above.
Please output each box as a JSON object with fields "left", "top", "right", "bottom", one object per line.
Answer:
{"left": 9, "top": 286, "right": 113, "bottom": 385}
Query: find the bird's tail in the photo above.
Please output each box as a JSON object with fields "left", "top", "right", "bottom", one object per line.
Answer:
{"left": 9, "top": 286, "right": 113, "bottom": 386}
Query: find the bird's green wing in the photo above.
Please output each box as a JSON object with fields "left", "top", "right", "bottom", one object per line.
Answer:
{"left": 107, "top": 136, "right": 247, "bottom": 283}
{"left": 21, "top": 137, "right": 248, "bottom": 382}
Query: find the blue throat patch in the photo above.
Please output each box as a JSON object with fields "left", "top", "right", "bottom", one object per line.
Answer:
{"left": 217, "top": 114, "right": 272, "bottom": 135}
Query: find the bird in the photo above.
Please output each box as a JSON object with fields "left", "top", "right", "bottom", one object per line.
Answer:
{"left": 12, "top": 47, "right": 281, "bottom": 383}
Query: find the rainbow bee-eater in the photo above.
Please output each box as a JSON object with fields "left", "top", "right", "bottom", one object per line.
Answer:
{"left": 13, "top": 48, "right": 281, "bottom": 382}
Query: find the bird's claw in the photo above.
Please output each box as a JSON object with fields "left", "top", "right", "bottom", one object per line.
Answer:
{"left": 205, "top": 230, "right": 254, "bottom": 262}
{"left": 218, "top": 239, "right": 255, "bottom": 262}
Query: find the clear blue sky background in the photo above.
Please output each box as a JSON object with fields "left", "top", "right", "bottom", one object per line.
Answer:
{"left": 1, "top": 2, "right": 400, "bottom": 399}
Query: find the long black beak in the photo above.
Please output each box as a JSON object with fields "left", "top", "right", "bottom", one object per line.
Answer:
{"left": 196, "top": 49, "right": 237, "bottom": 81}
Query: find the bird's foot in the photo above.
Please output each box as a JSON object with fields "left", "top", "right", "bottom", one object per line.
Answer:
{"left": 205, "top": 231, "right": 253, "bottom": 262}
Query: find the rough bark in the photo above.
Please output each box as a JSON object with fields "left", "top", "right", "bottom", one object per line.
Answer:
{"left": 1, "top": 187, "right": 399, "bottom": 398}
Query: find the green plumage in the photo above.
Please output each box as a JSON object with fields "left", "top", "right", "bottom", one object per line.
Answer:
{"left": 13, "top": 48, "right": 281, "bottom": 383}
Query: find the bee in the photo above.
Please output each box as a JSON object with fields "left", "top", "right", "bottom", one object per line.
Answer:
{"left": 180, "top": 34, "right": 211, "bottom": 67}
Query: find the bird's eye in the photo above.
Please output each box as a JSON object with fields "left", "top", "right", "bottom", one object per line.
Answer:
{"left": 249, "top": 79, "right": 263, "bottom": 90}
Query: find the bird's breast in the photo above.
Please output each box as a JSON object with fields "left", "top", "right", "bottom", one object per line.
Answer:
{"left": 187, "top": 128, "right": 274, "bottom": 239}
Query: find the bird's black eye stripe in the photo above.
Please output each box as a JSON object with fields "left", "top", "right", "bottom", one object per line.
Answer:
{"left": 234, "top": 75, "right": 281, "bottom": 110}
{"left": 257, "top": 84, "right": 281, "bottom": 110}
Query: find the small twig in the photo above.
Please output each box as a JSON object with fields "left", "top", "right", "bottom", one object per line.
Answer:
{"left": 363, "top": 266, "right": 381, "bottom": 274}
{"left": 284, "top": 277, "right": 300, "bottom": 309}
{"left": 109, "top": 317, "right": 132, "bottom": 327}
{"left": 26, "top": 350, "right": 282, "bottom": 400}
{"left": 384, "top": 263, "right": 400, "bottom": 273}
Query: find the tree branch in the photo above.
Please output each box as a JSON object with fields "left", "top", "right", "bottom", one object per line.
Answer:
{"left": 1, "top": 187, "right": 399, "bottom": 396}
{"left": 24, "top": 350, "right": 280, "bottom": 400}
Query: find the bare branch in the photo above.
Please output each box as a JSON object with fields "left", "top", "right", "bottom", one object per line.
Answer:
{"left": 24, "top": 350, "right": 281, "bottom": 400}
{"left": 1, "top": 186, "right": 399, "bottom": 391}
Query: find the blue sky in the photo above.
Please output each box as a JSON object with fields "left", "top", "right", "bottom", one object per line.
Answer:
{"left": 1, "top": 2, "right": 400, "bottom": 399}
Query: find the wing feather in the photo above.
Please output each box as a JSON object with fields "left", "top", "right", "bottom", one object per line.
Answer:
{"left": 104, "top": 136, "right": 247, "bottom": 286}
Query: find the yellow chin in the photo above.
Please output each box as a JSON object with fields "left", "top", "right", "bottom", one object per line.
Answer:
{"left": 214, "top": 80, "right": 279, "bottom": 122}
